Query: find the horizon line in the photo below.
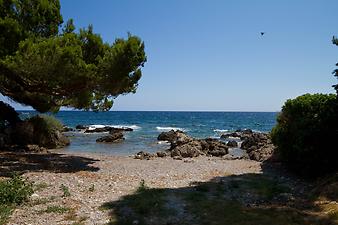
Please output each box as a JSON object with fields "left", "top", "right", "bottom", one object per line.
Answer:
{"left": 17, "top": 109, "right": 280, "bottom": 113}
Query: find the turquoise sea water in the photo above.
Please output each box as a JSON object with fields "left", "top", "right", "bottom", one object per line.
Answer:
{"left": 19, "top": 111, "right": 278, "bottom": 155}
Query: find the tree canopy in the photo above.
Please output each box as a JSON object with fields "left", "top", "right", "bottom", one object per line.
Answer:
{"left": 0, "top": 0, "right": 146, "bottom": 112}
{"left": 332, "top": 36, "right": 338, "bottom": 93}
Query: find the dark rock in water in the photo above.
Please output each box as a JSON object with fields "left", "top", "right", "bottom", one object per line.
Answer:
{"left": 109, "top": 127, "right": 133, "bottom": 133}
{"left": 85, "top": 127, "right": 112, "bottom": 133}
{"left": 220, "top": 132, "right": 241, "bottom": 139}
{"left": 134, "top": 151, "right": 155, "bottom": 160}
{"left": 76, "top": 125, "right": 87, "bottom": 130}
{"left": 62, "top": 126, "right": 74, "bottom": 132}
{"left": 227, "top": 140, "right": 238, "bottom": 147}
{"left": 86, "top": 126, "right": 133, "bottom": 133}
{"left": 242, "top": 129, "right": 253, "bottom": 134}
{"left": 96, "top": 131, "right": 124, "bottom": 143}
{"left": 157, "top": 130, "right": 192, "bottom": 144}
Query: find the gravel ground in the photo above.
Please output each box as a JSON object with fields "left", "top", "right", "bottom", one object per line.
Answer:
{"left": 5, "top": 152, "right": 262, "bottom": 225}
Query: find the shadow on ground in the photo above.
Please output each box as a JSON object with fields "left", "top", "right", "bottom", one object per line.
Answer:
{"left": 101, "top": 163, "right": 338, "bottom": 225}
{"left": 0, "top": 151, "right": 100, "bottom": 176}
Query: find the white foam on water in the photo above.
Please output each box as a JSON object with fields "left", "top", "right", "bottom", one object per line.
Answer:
{"left": 213, "top": 129, "right": 229, "bottom": 133}
{"left": 157, "top": 141, "right": 170, "bottom": 145}
{"left": 87, "top": 124, "right": 141, "bottom": 130}
{"left": 156, "top": 127, "right": 185, "bottom": 132}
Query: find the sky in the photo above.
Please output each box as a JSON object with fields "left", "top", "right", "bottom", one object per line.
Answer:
{"left": 2, "top": 0, "right": 338, "bottom": 111}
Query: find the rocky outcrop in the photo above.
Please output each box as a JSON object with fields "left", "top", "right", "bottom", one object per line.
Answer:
{"left": 155, "top": 130, "right": 229, "bottom": 158}
{"left": 241, "top": 132, "right": 274, "bottom": 161}
{"left": 76, "top": 124, "right": 87, "bottom": 130}
{"left": 62, "top": 126, "right": 74, "bottom": 132}
{"left": 78, "top": 126, "right": 133, "bottom": 133}
{"left": 96, "top": 131, "right": 125, "bottom": 143}
{"left": 10, "top": 121, "right": 70, "bottom": 149}
{"left": 157, "top": 130, "right": 192, "bottom": 144}
{"left": 171, "top": 140, "right": 204, "bottom": 158}
{"left": 227, "top": 140, "right": 238, "bottom": 147}
{"left": 85, "top": 127, "right": 112, "bottom": 133}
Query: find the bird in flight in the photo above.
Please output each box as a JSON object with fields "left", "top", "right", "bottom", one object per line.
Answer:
{"left": 260, "top": 32, "right": 265, "bottom": 36}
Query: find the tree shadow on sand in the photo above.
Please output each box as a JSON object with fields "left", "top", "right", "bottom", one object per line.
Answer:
{"left": 0, "top": 151, "right": 100, "bottom": 176}
{"left": 101, "top": 162, "right": 337, "bottom": 225}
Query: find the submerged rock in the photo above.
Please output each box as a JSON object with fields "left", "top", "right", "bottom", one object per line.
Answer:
{"left": 96, "top": 131, "right": 125, "bottom": 143}
{"left": 76, "top": 124, "right": 87, "bottom": 130}
{"left": 62, "top": 126, "right": 74, "bottom": 132}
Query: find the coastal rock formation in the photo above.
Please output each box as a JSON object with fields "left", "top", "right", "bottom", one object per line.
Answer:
{"left": 227, "top": 140, "right": 238, "bottom": 147}
{"left": 62, "top": 126, "right": 74, "bottom": 132}
{"left": 77, "top": 125, "right": 134, "bottom": 133}
{"left": 85, "top": 127, "right": 112, "bottom": 133}
{"left": 171, "top": 140, "right": 204, "bottom": 158}
{"left": 157, "top": 130, "right": 192, "bottom": 144}
{"left": 96, "top": 131, "right": 125, "bottom": 143}
{"left": 76, "top": 124, "right": 87, "bottom": 130}
{"left": 11, "top": 121, "right": 70, "bottom": 149}
{"left": 241, "top": 132, "right": 274, "bottom": 161}
{"left": 155, "top": 130, "right": 229, "bottom": 158}
{"left": 151, "top": 129, "right": 275, "bottom": 161}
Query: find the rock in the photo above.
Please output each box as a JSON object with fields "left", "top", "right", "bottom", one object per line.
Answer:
{"left": 171, "top": 140, "right": 204, "bottom": 158}
{"left": 134, "top": 151, "right": 155, "bottom": 160}
{"left": 227, "top": 140, "right": 238, "bottom": 147}
{"left": 110, "top": 127, "right": 133, "bottom": 132}
{"left": 96, "top": 131, "right": 124, "bottom": 143}
{"left": 76, "top": 124, "right": 87, "bottom": 130}
{"left": 25, "top": 144, "right": 41, "bottom": 152}
{"left": 62, "top": 126, "right": 74, "bottom": 132}
{"left": 156, "top": 151, "right": 168, "bottom": 157}
{"left": 157, "top": 130, "right": 192, "bottom": 145}
{"left": 202, "top": 138, "right": 228, "bottom": 156}
{"left": 85, "top": 127, "right": 112, "bottom": 133}
{"left": 30, "top": 193, "right": 40, "bottom": 200}
{"left": 240, "top": 132, "right": 274, "bottom": 161}
{"left": 11, "top": 121, "right": 70, "bottom": 149}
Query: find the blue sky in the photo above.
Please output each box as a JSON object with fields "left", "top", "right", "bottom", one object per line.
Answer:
{"left": 2, "top": 0, "right": 338, "bottom": 111}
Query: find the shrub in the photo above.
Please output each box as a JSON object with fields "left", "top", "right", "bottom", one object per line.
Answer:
{"left": 0, "top": 175, "right": 33, "bottom": 205}
{"left": 27, "top": 114, "right": 64, "bottom": 133}
{"left": 271, "top": 94, "right": 338, "bottom": 177}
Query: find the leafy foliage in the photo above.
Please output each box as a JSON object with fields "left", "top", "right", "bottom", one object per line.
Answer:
{"left": 333, "top": 36, "right": 338, "bottom": 93}
{"left": 0, "top": 0, "right": 146, "bottom": 112}
{"left": 271, "top": 94, "right": 338, "bottom": 176}
{"left": 27, "top": 114, "right": 63, "bottom": 133}
{"left": 0, "top": 174, "right": 33, "bottom": 205}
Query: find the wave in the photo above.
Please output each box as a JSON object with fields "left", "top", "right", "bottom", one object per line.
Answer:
{"left": 213, "top": 129, "right": 229, "bottom": 133}
{"left": 87, "top": 124, "right": 141, "bottom": 130}
{"left": 156, "top": 126, "right": 185, "bottom": 132}
{"left": 157, "top": 141, "right": 170, "bottom": 145}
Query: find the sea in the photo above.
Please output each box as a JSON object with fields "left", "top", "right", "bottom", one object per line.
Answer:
{"left": 19, "top": 111, "right": 278, "bottom": 156}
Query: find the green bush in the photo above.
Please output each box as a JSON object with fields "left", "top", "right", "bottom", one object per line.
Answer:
{"left": 0, "top": 175, "right": 33, "bottom": 205}
{"left": 271, "top": 94, "right": 338, "bottom": 176}
{"left": 27, "top": 114, "right": 64, "bottom": 133}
